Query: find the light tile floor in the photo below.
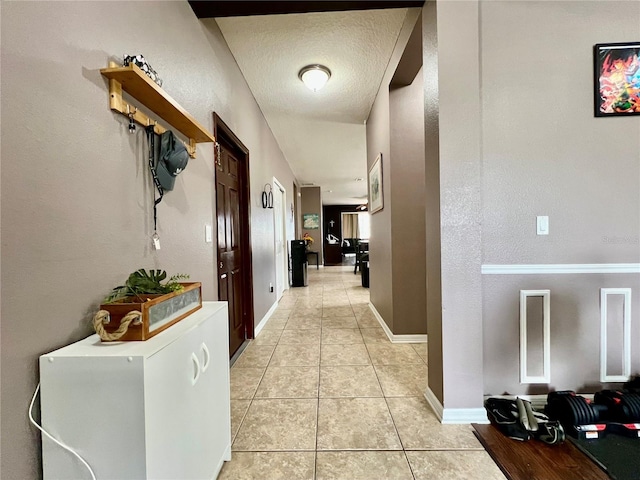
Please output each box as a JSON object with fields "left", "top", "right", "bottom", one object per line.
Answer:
{"left": 220, "top": 266, "right": 505, "bottom": 480}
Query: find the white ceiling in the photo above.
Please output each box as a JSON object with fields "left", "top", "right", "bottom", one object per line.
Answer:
{"left": 216, "top": 8, "right": 408, "bottom": 205}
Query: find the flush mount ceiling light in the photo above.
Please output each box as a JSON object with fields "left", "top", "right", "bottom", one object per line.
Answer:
{"left": 298, "top": 65, "right": 331, "bottom": 92}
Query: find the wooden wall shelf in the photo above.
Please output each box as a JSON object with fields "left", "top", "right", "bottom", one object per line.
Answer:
{"left": 100, "top": 62, "right": 215, "bottom": 158}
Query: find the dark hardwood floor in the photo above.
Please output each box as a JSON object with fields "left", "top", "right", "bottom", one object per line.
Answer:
{"left": 473, "top": 424, "right": 610, "bottom": 480}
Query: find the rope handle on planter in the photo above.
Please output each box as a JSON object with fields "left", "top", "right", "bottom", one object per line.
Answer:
{"left": 93, "top": 310, "right": 142, "bottom": 341}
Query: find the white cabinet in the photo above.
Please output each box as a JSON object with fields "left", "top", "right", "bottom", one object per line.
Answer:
{"left": 40, "top": 302, "right": 231, "bottom": 480}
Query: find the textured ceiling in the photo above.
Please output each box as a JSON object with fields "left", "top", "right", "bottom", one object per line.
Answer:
{"left": 216, "top": 8, "right": 408, "bottom": 204}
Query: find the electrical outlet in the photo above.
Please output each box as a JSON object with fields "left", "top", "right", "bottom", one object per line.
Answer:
{"left": 269, "top": 283, "right": 274, "bottom": 293}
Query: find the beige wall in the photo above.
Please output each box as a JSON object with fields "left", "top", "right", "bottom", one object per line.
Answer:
{"left": 480, "top": 0, "right": 640, "bottom": 395}
{"left": 300, "top": 186, "right": 323, "bottom": 264}
{"left": 0, "top": 2, "right": 296, "bottom": 478}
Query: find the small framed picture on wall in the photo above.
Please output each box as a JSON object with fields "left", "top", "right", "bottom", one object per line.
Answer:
{"left": 303, "top": 213, "right": 319, "bottom": 229}
{"left": 594, "top": 42, "right": 640, "bottom": 117}
{"left": 368, "top": 153, "right": 383, "bottom": 214}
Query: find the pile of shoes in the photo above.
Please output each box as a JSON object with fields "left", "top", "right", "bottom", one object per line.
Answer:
{"left": 123, "top": 54, "right": 163, "bottom": 87}
{"left": 485, "top": 397, "right": 566, "bottom": 445}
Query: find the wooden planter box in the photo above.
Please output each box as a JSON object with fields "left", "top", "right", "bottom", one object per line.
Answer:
{"left": 99, "top": 282, "right": 202, "bottom": 341}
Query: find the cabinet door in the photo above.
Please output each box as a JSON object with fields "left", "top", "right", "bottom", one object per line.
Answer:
{"left": 194, "top": 307, "right": 231, "bottom": 472}
{"left": 144, "top": 320, "right": 212, "bottom": 479}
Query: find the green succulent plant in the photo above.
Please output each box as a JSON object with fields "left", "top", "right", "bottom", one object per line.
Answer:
{"left": 104, "top": 269, "right": 189, "bottom": 303}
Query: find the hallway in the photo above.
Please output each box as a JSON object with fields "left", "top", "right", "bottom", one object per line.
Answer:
{"left": 221, "top": 266, "right": 505, "bottom": 479}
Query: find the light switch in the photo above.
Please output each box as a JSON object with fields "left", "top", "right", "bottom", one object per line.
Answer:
{"left": 536, "top": 216, "right": 549, "bottom": 235}
{"left": 205, "top": 224, "right": 213, "bottom": 243}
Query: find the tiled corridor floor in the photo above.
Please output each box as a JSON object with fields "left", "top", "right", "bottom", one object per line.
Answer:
{"left": 220, "top": 266, "right": 506, "bottom": 480}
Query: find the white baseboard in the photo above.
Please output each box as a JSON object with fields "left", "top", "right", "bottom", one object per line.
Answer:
{"left": 481, "top": 263, "right": 640, "bottom": 275}
{"left": 425, "top": 387, "right": 489, "bottom": 424}
{"left": 254, "top": 301, "right": 279, "bottom": 336}
{"left": 368, "top": 303, "right": 427, "bottom": 343}
{"left": 424, "top": 387, "right": 444, "bottom": 420}
{"left": 442, "top": 408, "right": 489, "bottom": 424}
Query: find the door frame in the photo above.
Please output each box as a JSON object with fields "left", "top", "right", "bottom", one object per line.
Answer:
{"left": 293, "top": 183, "right": 300, "bottom": 239}
{"left": 213, "top": 112, "right": 255, "bottom": 340}
{"left": 272, "top": 176, "right": 288, "bottom": 299}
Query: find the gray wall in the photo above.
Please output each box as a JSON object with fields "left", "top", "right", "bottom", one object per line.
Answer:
{"left": 481, "top": 2, "right": 640, "bottom": 266}
{"left": 369, "top": 0, "right": 639, "bottom": 411}
{"left": 422, "top": 0, "right": 444, "bottom": 402}
{"left": 431, "top": 0, "right": 485, "bottom": 409}
{"left": 389, "top": 69, "right": 427, "bottom": 335}
{"left": 366, "top": 9, "right": 423, "bottom": 334}
{"left": 484, "top": 274, "right": 640, "bottom": 395}
{"left": 423, "top": 0, "right": 640, "bottom": 409}
{"left": 366, "top": 85, "right": 395, "bottom": 327}
{"left": 300, "top": 186, "right": 323, "bottom": 264}
{"left": 480, "top": 0, "right": 640, "bottom": 395}
{"left": 1, "top": 2, "right": 296, "bottom": 478}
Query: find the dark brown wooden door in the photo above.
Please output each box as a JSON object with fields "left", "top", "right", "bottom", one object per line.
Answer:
{"left": 216, "top": 137, "right": 245, "bottom": 357}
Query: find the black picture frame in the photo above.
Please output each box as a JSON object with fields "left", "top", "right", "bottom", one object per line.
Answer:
{"left": 594, "top": 42, "right": 640, "bottom": 117}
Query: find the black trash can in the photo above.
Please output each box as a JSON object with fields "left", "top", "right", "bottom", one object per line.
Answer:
{"left": 361, "top": 253, "right": 369, "bottom": 288}
{"left": 290, "top": 240, "right": 308, "bottom": 287}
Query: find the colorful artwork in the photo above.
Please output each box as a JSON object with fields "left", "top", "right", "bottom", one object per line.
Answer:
{"left": 594, "top": 43, "right": 640, "bottom": 117}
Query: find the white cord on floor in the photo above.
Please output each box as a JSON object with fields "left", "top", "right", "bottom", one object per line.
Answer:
{"left": 29, "top": 383, "right": 97, "bottom": 480}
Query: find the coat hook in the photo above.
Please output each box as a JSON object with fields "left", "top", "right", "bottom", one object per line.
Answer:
{"left": 128, "top": 112, "right": 136, "bottom": 134}
{"left": 126, "top": 106, "right": 137, "bottom": 134}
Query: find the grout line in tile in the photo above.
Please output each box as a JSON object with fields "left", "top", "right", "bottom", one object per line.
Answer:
{"left": 365, "top": 340, "right": 408, "bottom": 454}
{"left": 231, "top": 447, "right": 318, "bottom": 452}
{"left": 314, "top": 373, "right": 320, "bottom": 479}
{"left": 250, "top": 360, "right": 271, "bottom": 399}
{"left": 312, "top": 450, "right": 317, "bottom": 480}
{"left": 404, "top": 449, "right": 418, "bottom": 480}
{"left": 231, "top": 397, "right": 254, "bottom": 449}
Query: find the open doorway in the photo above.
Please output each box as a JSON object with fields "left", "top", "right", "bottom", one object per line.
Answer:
{"left": 341, "top": 211, "right": 370, "bottom": 244}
